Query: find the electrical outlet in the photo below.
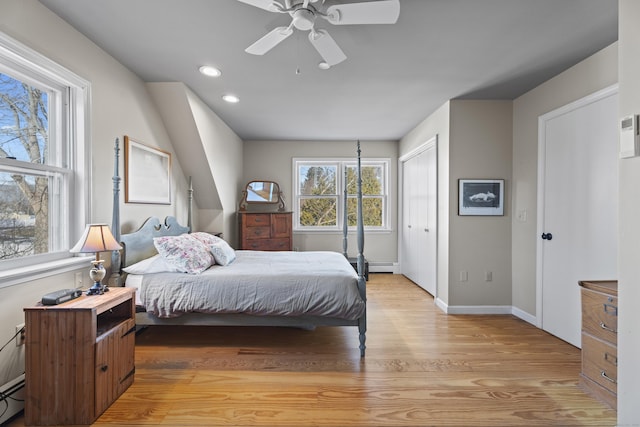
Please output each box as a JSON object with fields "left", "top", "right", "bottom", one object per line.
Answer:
{"left": 75, "top": 272, "right": 83, "bottom": 288}
{"left": 485, "top": 271, "right": 493, "bottom": 282}
{"left": 15, "top": 323, "right": 25, "bottom": 347}
{"left": 459, "top": 271, "right": 468, "bottom": 282}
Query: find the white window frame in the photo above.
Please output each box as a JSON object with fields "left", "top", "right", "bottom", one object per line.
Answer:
{"left": 293, "top": 158, "right": 390, "bottom": 232}
{"left": 0, "top": 32, "right": 91, "bottom": 287}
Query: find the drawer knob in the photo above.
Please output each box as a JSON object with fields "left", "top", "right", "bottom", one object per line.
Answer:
{"left": 600, "top": 370, "right": 617, "bottom": 384}
{"left": 600, "top": 321, "right": 617, "bottom": 334}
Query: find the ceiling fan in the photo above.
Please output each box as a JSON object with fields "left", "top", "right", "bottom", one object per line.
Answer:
{"left": 237, "top": 0, "right": 400, "bottom": 67}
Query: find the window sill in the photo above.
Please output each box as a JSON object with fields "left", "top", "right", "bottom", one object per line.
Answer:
{"left": 0, "top": 257, "right": 90, "bottom": 289}
{"left": 293, "top": 228, "right": 392, "bottom": 234}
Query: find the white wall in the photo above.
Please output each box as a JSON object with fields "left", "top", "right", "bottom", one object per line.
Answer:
{"left": 147, "top": 82, "right": 244, "bottom": 245}
{"left": 399, "top": 102, "right": 451, "bottom": 303}
{"left": 617, "top": 0, "right": 640, "bottom": 423}
{"left": 511, "top": 43, "right": 618, "bottom": 316}
{"left": 243, "top": 139, "right": 398, "bottom": 264}
{"left": 0, "top": 0, "right": 243, "bottom": 410}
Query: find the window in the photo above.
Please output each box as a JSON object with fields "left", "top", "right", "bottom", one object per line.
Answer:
{"left": 0, "top": 33, "right": 89, "bottom": 274}
{"left": 294, "top": 158, "right": 389, "bottom": 231}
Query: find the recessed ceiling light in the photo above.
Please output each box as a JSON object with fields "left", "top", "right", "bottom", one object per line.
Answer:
{"left": 318, "top": 62, "right": 330, "bottom": 70}
{"left": 199, "top": 65, "right": 221, "bottom": 77}
{"left": 222, "top": 94, "right": 240, "bottom": 103}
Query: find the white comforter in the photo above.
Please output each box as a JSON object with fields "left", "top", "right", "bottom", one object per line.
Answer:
{"left": 136, "top": 251, "right": 365, "bottom": 320}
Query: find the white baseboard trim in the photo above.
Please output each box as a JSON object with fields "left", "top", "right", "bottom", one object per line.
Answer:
{"left": 445, "top": 305, "right": 513, "bottom": 315}
{"left": 0, "top": 373, "right": 25, "bottom": 424}
{"left": 511, "top": 306, "right": 537, "bottom": 325}
{"left": 433, "top": 300, "right": 538, "bottom": 325}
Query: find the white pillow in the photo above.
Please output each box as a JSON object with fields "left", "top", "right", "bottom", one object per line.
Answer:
{"left": 122, "top": 254, "right": 180, "bottom": 274}
{"left": 209, "top": 240, "right": 236, "bottom": 266}
{"left": 153, "top": 234, "right": 214, "bottom": 274}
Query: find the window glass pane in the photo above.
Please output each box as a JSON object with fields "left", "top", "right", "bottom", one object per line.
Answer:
{"left": 299, "top": 165, "right": 337, "bottom": 195}
{"left": 347, "top": 165, "right": 383, "bottom": 196}
{"left": 0, "top": 72, "right": 49, "bottom": 164}
{"left": 299, "top": 197, "right": 337, "bottom": 227}
{"left": 0, "top": 171, "right": 51, "bottom": 260}
{"left": 347, "top": 196, "right": 383, "bottom": 227}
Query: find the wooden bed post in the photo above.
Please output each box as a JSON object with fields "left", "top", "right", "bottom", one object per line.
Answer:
{"left": 343, "top": 168, "right": 348, "bottom": 258}
{"left": 109, "top": 138, "right": 122, "bottom": 287}
{"left": 356, "top": 140, "right": 367, "bottom": 358}
{"left": 187, "top": 176, "right": 193, "bottom": 232}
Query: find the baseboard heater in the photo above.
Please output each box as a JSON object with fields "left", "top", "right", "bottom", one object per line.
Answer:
{"left": 0, "top": 373, "right": 25, "bottom": 425}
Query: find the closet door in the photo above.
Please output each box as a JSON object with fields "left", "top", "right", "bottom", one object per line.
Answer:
{"left": 401, "top": 140, "right": 437, "bottom": 296}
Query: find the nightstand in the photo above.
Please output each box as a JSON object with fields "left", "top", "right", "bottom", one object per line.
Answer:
{"left": 24, "top": 287, "right": 136, "bottom": 425}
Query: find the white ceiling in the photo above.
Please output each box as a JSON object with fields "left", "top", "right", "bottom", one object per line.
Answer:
{"left": 38, "top": 0, "right": 618, "bottom": 141}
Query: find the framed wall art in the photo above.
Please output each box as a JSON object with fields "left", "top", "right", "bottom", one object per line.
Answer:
{"left": 458, "top": 179, "right": 504, "bottom": 216}
{"left": 124, "top": 136, "right": 171, "bottom": 204}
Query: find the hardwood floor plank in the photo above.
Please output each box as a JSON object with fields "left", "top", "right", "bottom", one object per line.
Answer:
{"left": 8, "top": 274, "right": 616, "bottom": 426}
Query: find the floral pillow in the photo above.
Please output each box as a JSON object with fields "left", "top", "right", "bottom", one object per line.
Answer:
{"left": 153, "top": 234, "right": 214, "bottom": 274}
{"left": 122, "top": 254, "right": 180, "bottom": 274}
{"left": 209, "top": 240, "right": 236, "bottom": 266}
{"left": 191, "top": 231, "right": 224, "bottom": 247}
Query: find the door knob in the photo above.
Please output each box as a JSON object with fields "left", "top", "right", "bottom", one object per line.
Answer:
{"left": 541, "top": 233, "right": 553, "bottom": 240}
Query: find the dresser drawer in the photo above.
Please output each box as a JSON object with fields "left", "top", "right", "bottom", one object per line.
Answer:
{"left": 582, "top": 333, "right": 617, "bottom": 394}
{"left": 581, "top": 287, "right": 618, "bottom": 344}
{"left": 245, "top": 226, "right": 271, "bottom": 239}
{"left": 243, "top": 238, "right": 290, "bottom": 251}
{"left": 245, "top": 214, "right": 271, "bottom": 227}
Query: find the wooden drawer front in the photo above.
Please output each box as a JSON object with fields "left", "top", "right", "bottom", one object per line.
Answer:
{"left": 271, "top": 214, "right": 292, "bottom": 238}
{"left": 245, "top": 214, "right": 271, "bottom": 227}
{"left": 581, "top": 288, "right": 617, "bottom": 344}
{"left": 245, "top": 226, "right": 271, "bottom": 239}
{"left": 95, "top": 318, "right": 136, "bottom": 417}
{"left": 582, "top": 333, "right": 617, "bottom": 394}
{"left": 243, "top": 238, "right": 291, "bottom": 251}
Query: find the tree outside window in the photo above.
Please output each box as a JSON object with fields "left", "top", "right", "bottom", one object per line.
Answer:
{"left": 294, "top": 159, "right": 388, "bottom": 231}
{"left": 0, "top": 72, "right": 50, "bottom": 260}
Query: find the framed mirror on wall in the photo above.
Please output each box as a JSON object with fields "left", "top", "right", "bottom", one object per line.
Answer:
{"left": 239, "top": 180, "right": 285, "bottom": 211}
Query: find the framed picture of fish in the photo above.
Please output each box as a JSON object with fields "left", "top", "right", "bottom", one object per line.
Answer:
{"left": 458, "top": 179, "right": 504, "bottom": 216}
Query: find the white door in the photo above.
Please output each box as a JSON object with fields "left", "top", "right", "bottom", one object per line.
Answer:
{"left": 538, "top": 87, "right": 618, "bottom": 347}
{"left": 401, "top": 139, "right": 437, "bottom": 296}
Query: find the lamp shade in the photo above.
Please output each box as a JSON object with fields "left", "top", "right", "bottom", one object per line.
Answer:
{"left": 70, "top": 224, "right": 122, "bottom": 254}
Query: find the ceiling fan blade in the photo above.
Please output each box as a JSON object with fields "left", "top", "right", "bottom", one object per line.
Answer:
{"left": 236, "top": 0, "right": 283, "bottom": 13}
{"left": 245, "top": 26, "right": 294, "bottom": 55}
{"left": 325, "top": 0, "right": 400, "bottom": 25}
{"left": 308, "top": 29, "right": 346, "bottom": 66}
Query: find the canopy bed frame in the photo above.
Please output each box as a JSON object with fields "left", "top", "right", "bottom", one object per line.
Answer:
{"left": 109, "top": 138, "right": 367, "bottom": 357}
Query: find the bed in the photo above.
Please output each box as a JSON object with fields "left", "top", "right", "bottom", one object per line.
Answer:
{"left": 108, "top": 139, "right": 368, "bottom": 357}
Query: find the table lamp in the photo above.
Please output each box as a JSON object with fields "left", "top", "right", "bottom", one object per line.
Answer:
{"left": 70, "top": 224, "right": 122, "bottom": 295}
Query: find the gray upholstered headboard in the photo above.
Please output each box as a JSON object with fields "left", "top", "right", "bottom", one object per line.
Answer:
{"left": 120, "top": 216, "right": 190, "bottom": 268}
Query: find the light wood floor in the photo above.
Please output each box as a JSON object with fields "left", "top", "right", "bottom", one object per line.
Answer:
{"left": 9, "top": 274, "right": 615, "bottom": 426}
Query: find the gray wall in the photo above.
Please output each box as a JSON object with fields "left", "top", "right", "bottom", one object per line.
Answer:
{"left": 0, "top": 0, "right": 243, "bottom": 402}
{"left": 243, "top": 139, "right": 398, "bottom": 265}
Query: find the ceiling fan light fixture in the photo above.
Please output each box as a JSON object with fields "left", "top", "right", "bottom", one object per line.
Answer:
{"left": 222, "top": 94, "right": 240, "bottom": 103}
{"left": 199, "top": 65, "right": 222, "bottom": 77}
{"left": 292, "top": 8, "right": 315, "bottom": 31}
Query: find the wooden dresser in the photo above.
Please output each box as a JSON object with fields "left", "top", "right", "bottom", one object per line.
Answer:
{"left": 238, "top": 211, "right": 293, "bottom": 251}
{"left": 24, "top": 287, "right": 136, "bottom": 425}
{"left": 579, "top": 280, "right": 618, "bottom": 409}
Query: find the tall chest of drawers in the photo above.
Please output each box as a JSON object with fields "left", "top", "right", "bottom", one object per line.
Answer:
{"left": 238, "top": 211, "right": 293, "bottom": 251}
{"left": 579, "top": 280, "right": 618, "bottom": 409}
